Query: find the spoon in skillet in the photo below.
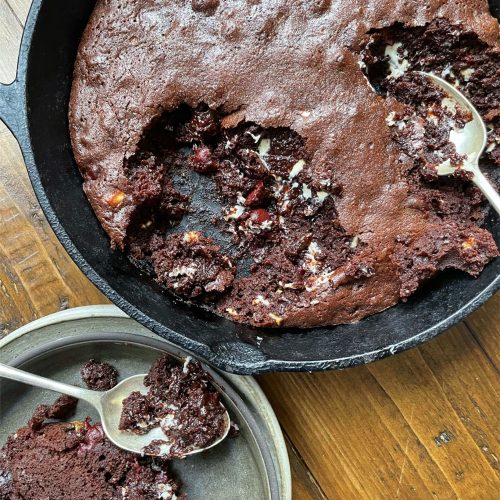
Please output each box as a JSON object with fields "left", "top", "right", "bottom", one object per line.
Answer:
{"left": 0, "top": 362, "right": 230, "bottom": 457}
{"left": 419, "top": 71, "right": 500, "bottom": 215}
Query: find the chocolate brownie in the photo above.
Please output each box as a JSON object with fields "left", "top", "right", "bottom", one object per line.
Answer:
{"left": 69, "top": 1, "right": 499, "bottom": 328}
{"left": 0, "top": 397, "right": 184, "bottom": 500}
{"left": 80, "top": 359, "right": 118, "bottom": 391}
{"left": 150, "top": 232, "right": 235, "bottom": 299}
{"left": 119, "top": 356, "right": 227, "bottom": 458}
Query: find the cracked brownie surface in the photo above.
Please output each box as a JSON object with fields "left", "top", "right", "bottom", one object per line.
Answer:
{"left": 69, "top": 0, "right": 499, "bottom": 328}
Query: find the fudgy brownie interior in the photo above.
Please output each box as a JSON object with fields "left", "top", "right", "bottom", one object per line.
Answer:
{"left": 0, "top": 396, "right": 184, "bottom": 500}
{"left": 360, "top": 19, "right": 500, "bottom": 297}
{"left": 119, "top": 356, "right": 227, "bottom": 458}
{"left": 123, "top": 104, "right": 373, "bottom": 326}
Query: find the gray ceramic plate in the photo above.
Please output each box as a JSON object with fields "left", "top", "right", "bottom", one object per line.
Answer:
{"left": 0, "top": 306, "right": 291, "bottom": 500}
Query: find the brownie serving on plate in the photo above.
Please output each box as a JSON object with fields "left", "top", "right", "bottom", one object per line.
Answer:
{"left": 119, "top": 355, "right": 227, "bottom": 458}
{"left": 0, "top": 396, "right": 184, "bottom": 500}
{"left": 69, "top": 0, "right": 499, "bottom": 328}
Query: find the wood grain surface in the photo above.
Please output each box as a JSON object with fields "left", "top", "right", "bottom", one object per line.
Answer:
{"left": 0, "top": 2, "right": 499, "bottom": 498}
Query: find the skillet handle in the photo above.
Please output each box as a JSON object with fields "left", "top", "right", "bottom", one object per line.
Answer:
{"left": 0, "top": 80, "right": 25, "bottom": 142}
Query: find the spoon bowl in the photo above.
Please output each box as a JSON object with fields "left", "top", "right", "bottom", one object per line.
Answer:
{"left": 0, "top": 362, "right": 230, "bottom": 457}
{"left": 419, "top": 71, "right": 500, "bottom": 215}
{"left": 98, "top": 373, "right": 231, "bottom": 456}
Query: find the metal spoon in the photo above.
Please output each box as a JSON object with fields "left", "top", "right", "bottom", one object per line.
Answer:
{"left": 420, "top": 72, "right": 500, "bottom": 215}
{"left": 0, "top": 362, "right": 230, "bottom": 456}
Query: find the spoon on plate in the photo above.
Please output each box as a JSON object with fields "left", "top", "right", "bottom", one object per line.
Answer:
{"left": 0, "top": 362, "right": 230, "bottom": 456}
{"left": 419, "top": 71, "right": 500, "bottom": 215}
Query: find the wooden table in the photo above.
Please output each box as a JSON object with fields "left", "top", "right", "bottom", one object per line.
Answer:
{"left": 1, "top": 2, "right": 499, "bottom": 498}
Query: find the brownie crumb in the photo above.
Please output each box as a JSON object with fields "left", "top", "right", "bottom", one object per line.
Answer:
{"left": 393, "top": 223, "right": 498, "bottom": 298}
{"left": 28, "top": 394, "right": 78, "bottom": 431}
{"left": 151, "top": 231, "right": 236, "bottom": 299}
{"left": 80, "top": 359, "right": 118, "bottom": 391}
{"left": 228, "top": 422, "right": 240, "bottom": 438}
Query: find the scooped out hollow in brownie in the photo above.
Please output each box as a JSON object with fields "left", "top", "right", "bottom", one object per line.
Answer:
{"left": 120, "top": 104, "right": 368, "bottom": 326}
{"left": 360, "top": 19, "right": 500, "bottom": 167}
{"left": 359, "top": 19, "right": 499, "bottom": 298}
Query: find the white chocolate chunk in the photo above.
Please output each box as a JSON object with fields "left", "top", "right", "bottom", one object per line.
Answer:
{"left": 289, "top": 160, "right": 305, "bottom": 179}
{"left": 316, "top": 191, "right": 329, "bottom": 202}
{"left": 258, "top": 138, "right": 271, "bottom": 157}
{"left": 183, "top": 231, "right": 199, "bottom": 243}
{"left": 441, "top": 97, "right": 457, "bottom": 114}
{"left": 168, "top": 266, "right": 197, "bottom": 278}
{"left": 224, "top": 205, "right": 245, "bottom": 220}
{"left": 460, "top": 68, "right": 475, "bottom": 81}
{"left": 246, "top": 131, "right": 261, "bottom": 143}
{"left": 384, "top": 42, "right": 410, "bottom": 79}
{"left": 268, "top": 313, "right": 283, "bottom": 325}
{"left": 252, "top": 295, "right": 270, "bottom": 306}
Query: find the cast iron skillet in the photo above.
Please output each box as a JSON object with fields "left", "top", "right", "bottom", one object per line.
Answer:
{"left": 0, "top": 0, "right": 499, "bottom": 374}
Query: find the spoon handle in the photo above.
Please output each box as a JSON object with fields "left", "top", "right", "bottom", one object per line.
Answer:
{"left": 472, "top": 170, "right": 500, "bottom": 216}
{"left": 0, "top": 362, "right": 101, "bottom": 407}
